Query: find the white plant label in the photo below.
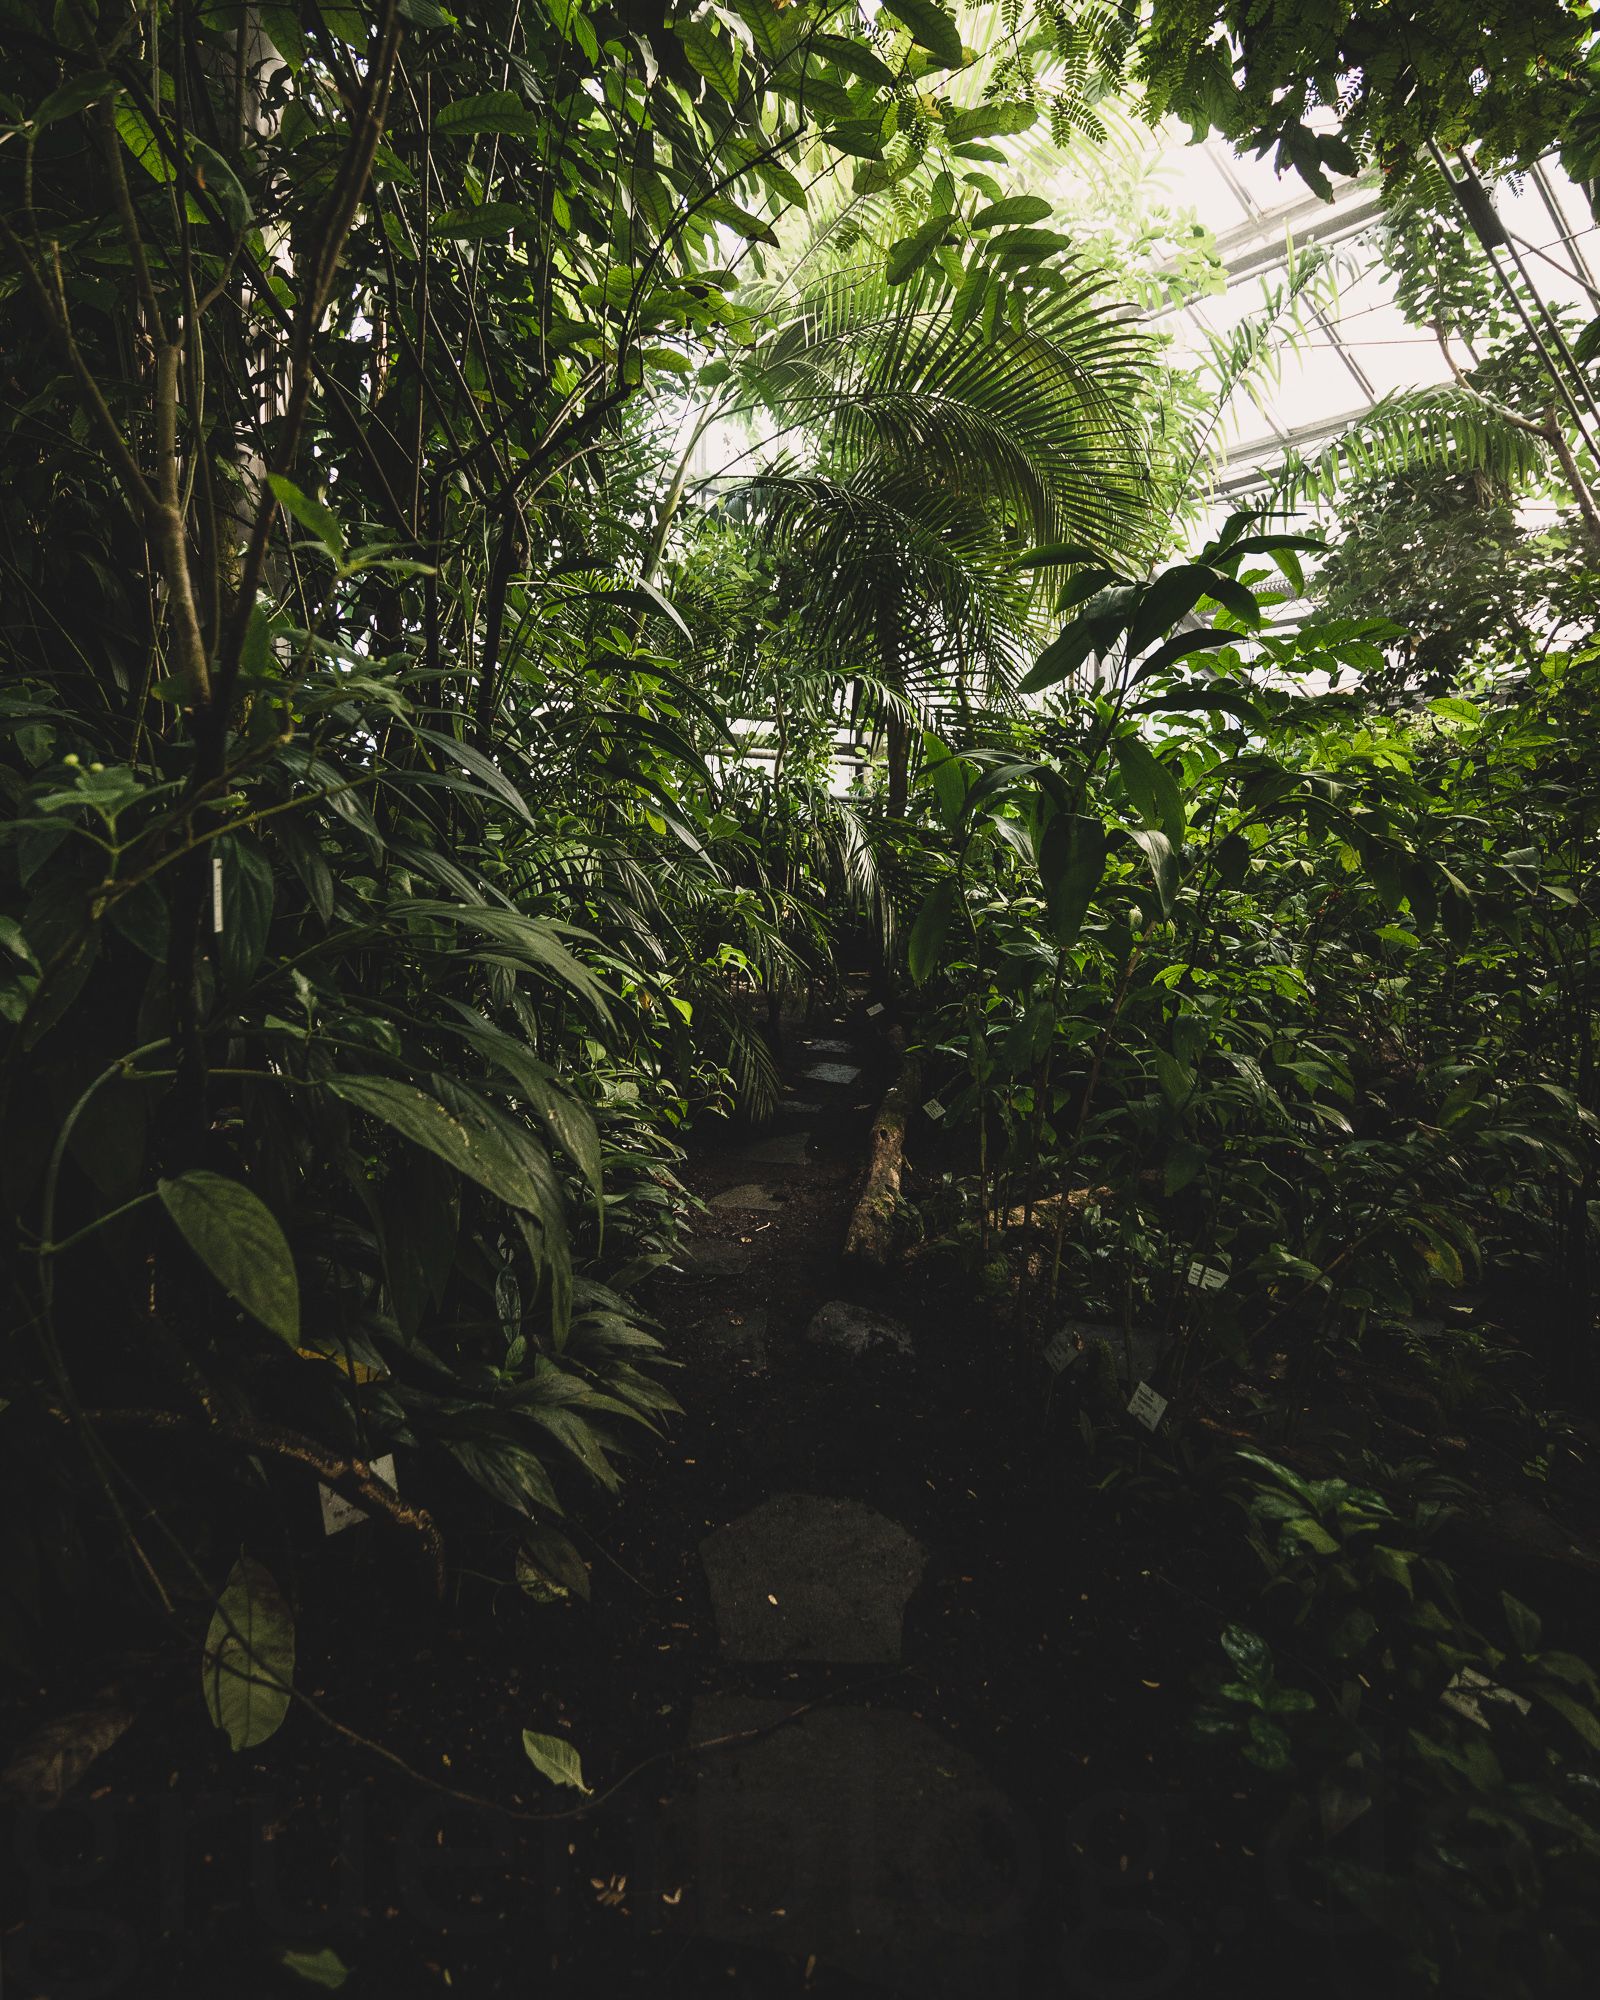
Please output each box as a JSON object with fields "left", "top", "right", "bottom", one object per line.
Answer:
{"left": 211, "top": 853, "right": 225, "bottom": 934}
{"left": 866, "top": 1002, "right": 886, "bottom": 1018}
{"left": 1043, "top": 1328, "right": 1075, "bottom": 1373}
{"left": 1127, "top": 1381, "right": 1168, "bottom": 1432}
{"left": 923, "top": 1098, "right": 946, "bottom": 1121}
{"left": 319, "top": 1453, "right": 397, "bottom": 1536}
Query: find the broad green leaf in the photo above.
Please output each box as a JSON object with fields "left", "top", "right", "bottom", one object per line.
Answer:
{"left": 1200, "top": 572, "right": 1261, "bottom": 627}
{"left": 1372, "top": 1545, "right": 1414, "bottom": 1597}
{"left": 948, "top": 257, "right": 989, "bottom": 334}
{"left": 984, "top": 227, "right": 1074, "bottom": 261}
{"left": 159, "top": 1172, "right": 299, "bottom": 1344}
{"left": 451, "top": 1015, "right": 604, "bottom": 1205}
{"left": 1245, "top": 1715, "right": 1293, "bottom": 1771}
{"left": 402, "top": 903, "right": 613, "bottom": 1024}
{"left": 1502, "top": 1592, "right": 1542, "bottom": 1654}
{"left": 259, "top": 6, "right": 307, "bottom": 65}
{"left": 1221, "top": 1625, "right": 1269, "bottom": 1672}
{"left": 880, "top": 0, "right": 963, "bottom": 67}
{"left": 1113, "top": 735, "right": 1185, "bottom": 846}
{"left": 516, "top": 1525, "right": 591, "bottom": 1602}
{"left": 433, "top": 201, "right": 530, "bottom": 240}
{"left": 1164, "top": 1138, "right": 1208, "bottom": 1194}
{"left": 1285, "top": 1515, "right": 1341, "bottom": 1555}
{"left": 923, "top": 735, "right": 968, "bottom": 830}
{"left": 1038, "top": 812, "right": 1106, "bottom": 948}
{"left": 33, "top": 72, "right": 118, "bottom": 127}
{"left": 1013, "top": 542, "right": 1112, "bottom": 573}
{"left": 202, "top": 1557, "right": 294, "bottom": 1751}
{"left": 1130, "top": 828, "right": 1178, "bottom": 916}
{"left": 1021, "top": 583, "right": 1141, "bottom": 692}
{"left": 971, "top": 195, "right": 1053, "bottom": 230}
{"left": 190, "top": 138, "right": 253, "bottom": 230}
{"left": 115, "top": 104, "right": 176, "bottom": 183}
{"left": 330, "top": 1075, "right": 553, "bottom": 1215}
{"left": 1131, "top": 629, "right": 1237, "bottom": 683}
{"left": 944, "top": 104, "right": 1038, "bottom": 141}
{"left": 699, "top": 195, "right": 778, "bottom": 246}
{"left": 1154, "top": 1049, "right": 1193, "bottom": 1109}
{"left": 908, "top": 878, "right": 957, "bottom": 985}
{"left": 1126, "top": 564, "right": 1224, "bottom": 658}
{"left": 266, "top": 474, "right": 344, "bottom": 560}
{"left": 886, "top": 213, "right": 950, "bottom": 286}
{"left": 681, "top": 21, "right": 740, "bottom": 100}
{"left": 522, "top": 1728, "right": 591, "bottom": 1792}
{"left": 278, "top": 1947, "right": 348, "bottom": 1989}
{"left": 813, "top": 34, "right": 897, "bottom": 87}
{"left": 434, "top": 91, "right": 542, "bottom": 139}
{"left": 1539, "top": 1688, "right": 1600, "bottom": 1754}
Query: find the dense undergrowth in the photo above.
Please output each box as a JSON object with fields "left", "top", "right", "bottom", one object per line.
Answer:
{"left": 3, "top": 1, "right": 1600, "bottom": 1993}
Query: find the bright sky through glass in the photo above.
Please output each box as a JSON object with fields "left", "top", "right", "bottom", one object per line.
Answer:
{"left": 1146, "top": 130, "right": 1600, "bottom": 499}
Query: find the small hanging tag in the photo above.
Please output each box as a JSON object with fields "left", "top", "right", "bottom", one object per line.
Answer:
{"left": 318, "top": 1452, "right": 397, "bottom": 1537}
{"left": 211, "top": 853, "right": 225, "bottom": 934}
{"left": 865, "top": 1002, "right": 886, "bottom": 1018}
{"left": 1043, "top": 1327, "right": 1075, "bottom": 1373}
{"left": 1127, "top": 1381, "right": 1168, "bottom": 1432}
{"left": 922, "top": 1097, "right": 946, "bottom": 1122}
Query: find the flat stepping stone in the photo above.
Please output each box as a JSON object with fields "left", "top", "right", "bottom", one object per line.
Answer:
{"left": 807, "top": 1299, "right": 914, "bottom": 1359}
{"left": 739, "top": 1130, "right": 813, "bottom": 1166}
{"left": 803, "top": 1036, "right": 854, "bottom": 1055}
{"left": 709, "top": 1183, "right": 786, "bottom": 1212}
{"left": 700, "top": 1493, "right": 925, "bottom": 1663}
{"left": 677, "top": 1238, "right": 755, "bottom": 1278}
{"left": 802, "top": 1060, "right": 861, "bottom": 1086}
{"left": 696, "top": 1307, "right": 769, "bottom": 1366}
{"left": 663, "top": 1696, "right": 1020, "bottom": 1997}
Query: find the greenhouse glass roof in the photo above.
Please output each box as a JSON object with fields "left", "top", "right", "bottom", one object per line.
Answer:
{"left": 1146, "top": 133, "right": 1600, "bottom": 507}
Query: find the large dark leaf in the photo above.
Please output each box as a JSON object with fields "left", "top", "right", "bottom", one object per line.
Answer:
{"left": 159, "top": 1171, "right": 299, "bottom": 1344}
{"left": 330, "top": 1075, "right": 552, "bottom": 1215}
{"left": 1038, "top": 813, "right": 1107, "bottom": 948}
{"left": 908, "top": 878, "right": 958, "bottom": 985}
{"left": 879, "top": 0, "right": 963, "bottom": 66}
{"left": 1113, "top": 735, "right": 1186, "bottom": 846}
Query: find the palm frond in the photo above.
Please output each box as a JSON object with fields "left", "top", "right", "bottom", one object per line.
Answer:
{"left": 1265, "top": 386, "right": 1550, "bottom": 514}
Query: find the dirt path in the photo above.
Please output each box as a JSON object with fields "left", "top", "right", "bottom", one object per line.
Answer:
{"left": 5, "top": 1006, "right": 1323, "bottom": 2000}
{"left": 528, "top": 1005, "right": 1274, "bottom": 1997}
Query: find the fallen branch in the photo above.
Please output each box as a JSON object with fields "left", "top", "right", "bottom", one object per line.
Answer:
{"left": 844, "top": 1031, "right": 920, "bottom": 1273}
{"left": 69, "top": 1406, "right": 445, "bottom": 1598}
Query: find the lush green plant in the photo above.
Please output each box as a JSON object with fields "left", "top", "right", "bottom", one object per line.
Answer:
{"left": 886, "top": 497, "right": 1600, "bottom": 1445}
{"left": 0, "top": 0, "right": 1046, "bottom": 1718}
{"left": 1192, "top": 1450, "right": 1600, "bottom": 1996}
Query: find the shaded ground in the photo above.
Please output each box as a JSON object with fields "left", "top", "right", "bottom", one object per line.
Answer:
{"left": 12, "top": 998, "right": 1568, "bottom": 1999}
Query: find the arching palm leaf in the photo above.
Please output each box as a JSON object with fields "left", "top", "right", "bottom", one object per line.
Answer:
{"left": 1266, "top": 384, "right": 1552, "bottom": 513}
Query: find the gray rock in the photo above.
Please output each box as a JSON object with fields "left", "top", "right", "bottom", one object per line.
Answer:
{"left": 803, "top": 1060, "right": 862, "bottom": 1086}
{"left": 709, "top": 1182, "right": 787, "bottom": 1212}
{"left": 699, "top": 1492, "right": 926, "bottom": 1664}
{"left": 806, "top": 1299, "right": 914, "bottom": 1359}
{"left": 677, "top": 1238, "right": 755, "bottom": 1278}
{"left": 661, "top": 1696, "right": 1021, "bottom": 1997}
{"left": 803, "top": 1036, "right": 855, "bottom": 1055}
{"left": 740, "top": 1130, "right": 813, "bottom": 1166}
